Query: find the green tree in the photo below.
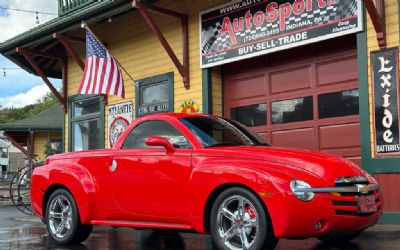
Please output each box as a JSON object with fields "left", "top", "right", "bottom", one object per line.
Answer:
{"left": 0, "top": 91, "right": 59, "bottom": 124}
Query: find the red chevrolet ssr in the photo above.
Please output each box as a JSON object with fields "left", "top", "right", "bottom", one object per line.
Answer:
{"left": 31, "top": 113, "right": 382, "bottom": 250}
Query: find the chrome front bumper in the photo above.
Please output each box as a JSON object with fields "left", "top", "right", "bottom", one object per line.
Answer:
{"left": 292, "top": 183, "right": 380, "bottom": 194}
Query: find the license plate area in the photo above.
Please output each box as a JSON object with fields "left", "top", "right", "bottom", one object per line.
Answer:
{"left": 356, "top": 194, "right": 377, "bottom": 214}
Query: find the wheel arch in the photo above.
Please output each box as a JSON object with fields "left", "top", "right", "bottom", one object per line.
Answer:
{"left": 42, "top": 184, "right": 71, "bottom": 219}
{"left": 42, "top": 164, "right": 96, "bottom": 224}
{"left": 203, "top": 183, "right": 273, "bottom": 234}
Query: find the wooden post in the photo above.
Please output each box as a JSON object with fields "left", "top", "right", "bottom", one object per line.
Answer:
{"left": 62, "top": 58, "right": 68, "bottom": 113}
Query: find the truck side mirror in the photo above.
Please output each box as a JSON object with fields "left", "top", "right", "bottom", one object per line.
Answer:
{"left": 145, "top": 136, "right": 175, "bottom": 153}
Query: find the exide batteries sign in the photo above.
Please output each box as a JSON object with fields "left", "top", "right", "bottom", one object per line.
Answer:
{"left": 371, "top": 48, "right": 400, "bottom": 155}
{"left": 200, "top": 0, "right": 363, "bottom": 68}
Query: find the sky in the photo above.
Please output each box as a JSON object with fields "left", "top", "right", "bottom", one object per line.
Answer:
{"left": 0, "top": 0, "right": 61, "bottom": 108}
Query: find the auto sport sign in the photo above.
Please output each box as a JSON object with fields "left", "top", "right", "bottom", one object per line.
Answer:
{"left": 371, "top": 48, "right": 400, "bottom": 156}
{"left": 108, "top": 102, "right": 133, "bottom": 148}
{"left": 200, "top": 0, "right": 363, "bottom": 68}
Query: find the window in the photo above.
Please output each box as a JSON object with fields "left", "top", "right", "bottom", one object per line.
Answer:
{"left": 122, "top": 120, "right": 190, "bottom": 149}
{"left": 136, "top": 72, "right": 174, "bottom": 117}
{"left": 179, "top": 116, "right": 268, "bottom": 147}
{"left": 73, "top": 98, "right": 100, "bottom": 117}
{"left": 69, "top": 96, "right": 104, "bottom": 152}
{"left": 141, "top": 83, "right": 169, "bottom": 105}
{"left": 272, "top": 96, "right": 313, "bottom": 124}
{"left": 318, "top": 89, "right": 359, "bottom": 119}
{"left": 230, "top": 103, "right": 267, "bottom": 127}
{"left": 46, "top": 139, "right": 63, "bottom": 156}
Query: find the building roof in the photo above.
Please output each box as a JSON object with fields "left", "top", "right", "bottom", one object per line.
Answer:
{"left": 0, "top": 0, "right": 135, "bottom": 78}
{"left": 0, "top": 105, "right": 63, "bottom": 132}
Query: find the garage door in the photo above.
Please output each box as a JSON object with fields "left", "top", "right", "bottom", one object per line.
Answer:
{"left": 224, "top": 36, "right": 361, "bottom": 166}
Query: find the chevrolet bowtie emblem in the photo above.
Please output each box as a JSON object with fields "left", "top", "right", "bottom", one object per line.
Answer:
{"left": 357, "top": 184, "right": 369, "bottom": 194}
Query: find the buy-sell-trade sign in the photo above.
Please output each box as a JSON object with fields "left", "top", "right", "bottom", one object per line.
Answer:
{"left": 371, "top": 48, "right": 400, "bottom": 156}
{"left": 200, "top": 0, "right": 363, "bottom": 68}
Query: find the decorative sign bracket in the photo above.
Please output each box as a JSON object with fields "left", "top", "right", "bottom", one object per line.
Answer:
{"left": 132, "top": 0, "right": 190, "bottom": 89}
{"left": 363, "top": 0, "right": 386, "bottom": 49}
{"left": 16, "top": 47, "right": 67, "bottom": 113}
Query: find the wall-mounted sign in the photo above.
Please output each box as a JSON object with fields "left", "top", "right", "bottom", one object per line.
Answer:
{"left": 371, "top": 48, "right": 400, "bottom": 155}
{"left": 137, "top": 102, "right": 169, "bottom": 117}
{"left": 200, "top": 0, "right": 363, "bottom": 68}
{"left": 178, "top": 100, "right": 200, "bottom": 113}
{"left": 108, "top": 102, "right": 133, "bottom": 148}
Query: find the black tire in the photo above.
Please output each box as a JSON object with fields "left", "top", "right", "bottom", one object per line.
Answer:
{"left": 317, "top": 230, "right": 363, "bottom": 245}
{"left": 210, "top": 187, "right": 278, "bottom": 250}
{"left": 45, "top": 188, "right": 92, "bottom": 245}
{"left": 76, "top": 224, "right": 93, "bottom": 243}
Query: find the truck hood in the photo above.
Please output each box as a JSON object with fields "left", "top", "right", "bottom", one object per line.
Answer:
{"left": 201, "top": 146, "right": 365, "bottom": 183}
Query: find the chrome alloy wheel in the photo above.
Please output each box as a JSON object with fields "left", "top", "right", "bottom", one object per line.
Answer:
{"left": 217, "top": 195, "right": 259, "bottom": 250}
{"left": 48, "top": 195, "right": 73, "bottom": 239}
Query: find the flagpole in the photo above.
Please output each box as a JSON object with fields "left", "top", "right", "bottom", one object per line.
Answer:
{"left": 81, "top": 21, "right": 135, "bottom": 83}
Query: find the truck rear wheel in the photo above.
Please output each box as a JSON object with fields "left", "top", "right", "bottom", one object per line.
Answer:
{"left": 46, "top": 189, "right": 92, "bottom": 245}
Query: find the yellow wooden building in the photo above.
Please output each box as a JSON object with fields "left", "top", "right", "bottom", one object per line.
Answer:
{"left": 0, "top": 105, "right": 63, "bottom": 163}
{"left": 0, "top": 0, "right": 399, "bottom": 223}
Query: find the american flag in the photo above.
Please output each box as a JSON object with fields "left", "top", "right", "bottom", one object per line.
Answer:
{"left": 78, "top": 29, "right": 125, "bottom": 98}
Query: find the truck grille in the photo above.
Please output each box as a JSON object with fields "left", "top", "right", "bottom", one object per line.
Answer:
{"left": 330, "top": 181, "right": 382, "bottom": 217}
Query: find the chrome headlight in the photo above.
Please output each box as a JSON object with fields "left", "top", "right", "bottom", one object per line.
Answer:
{"left": 290, "top": 180, "right": 315, "bottom": 202}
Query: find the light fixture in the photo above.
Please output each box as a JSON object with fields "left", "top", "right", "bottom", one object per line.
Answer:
{"left": 36, "top": 12, "right": 39, "bottom": 24}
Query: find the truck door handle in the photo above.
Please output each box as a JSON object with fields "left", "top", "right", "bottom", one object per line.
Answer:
{"left": 110, "top": 160, "right": 117, "bottom": 172}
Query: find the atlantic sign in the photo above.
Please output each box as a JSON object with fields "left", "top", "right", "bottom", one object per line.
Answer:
{"left": 200, "top": 0, "right": 363, "bottom": 68}
{"left": 108, "top": 102, "right": 133, "bottom": 148}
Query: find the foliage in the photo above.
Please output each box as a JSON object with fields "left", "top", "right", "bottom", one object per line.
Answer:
{"left": 43, "top": 140, "right": 54, "bottom": 159}
{"left": 0, "top": 92, "right": 59, "bottom": 124}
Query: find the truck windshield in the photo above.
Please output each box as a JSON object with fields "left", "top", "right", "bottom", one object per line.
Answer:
{"left": 179, "top": 116, "right": 269, "bottom": 148}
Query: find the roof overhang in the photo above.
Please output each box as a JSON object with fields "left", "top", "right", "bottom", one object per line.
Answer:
{"left": 0, "top": 0, "right": 140, "bottom": 78}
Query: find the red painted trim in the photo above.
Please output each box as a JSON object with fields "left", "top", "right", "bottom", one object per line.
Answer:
{"left": 3, "top": 133, "right": 29, "bottom": 156}
{"left": 363, "top": 0, "right": 386, "bottom": 49}
{"left": 54, "top": 33, "right": 85, "bottom": 71}
{"left": 17, "top": 47, "right": 66, "bottom": 111}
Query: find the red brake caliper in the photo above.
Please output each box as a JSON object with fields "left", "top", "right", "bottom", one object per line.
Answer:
{"left": 245, "top": 204, "right": 256, "bottom": 219}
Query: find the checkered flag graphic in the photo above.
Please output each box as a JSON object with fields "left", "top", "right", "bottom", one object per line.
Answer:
{"left": 201, "top": 0, "right": 360, "bottom": 54}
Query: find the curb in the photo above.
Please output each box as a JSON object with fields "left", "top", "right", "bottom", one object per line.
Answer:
{"left": 0, "top": 201, "right": 12, "bottom": 207}
{"left": 360, "top": 225, "right": 400, "bottom": 239}
{"left": 14, "top": 216, "right": 41, "bottom": 223}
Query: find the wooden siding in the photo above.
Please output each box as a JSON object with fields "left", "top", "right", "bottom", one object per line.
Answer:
{"left": 366, "top": 1, "right": 400, "bottom": 212}
{"left": 374, "top": 174, "right": 400, "bottom": 211}
{"left": 33, "top": 132, "right": 62, "bottom": 161}
{"left": 63, "top": 0, "right": 228, "bottom": 150}
{"left": 367, "top": 0, "right": 399, "bottom": 158}
{"left": 212, "top": 67, "right": 223, "bottom": 116}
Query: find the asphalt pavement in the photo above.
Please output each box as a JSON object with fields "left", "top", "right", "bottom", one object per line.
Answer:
{"left": 1, "top": 205, "right": 400, "bottom": 250}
